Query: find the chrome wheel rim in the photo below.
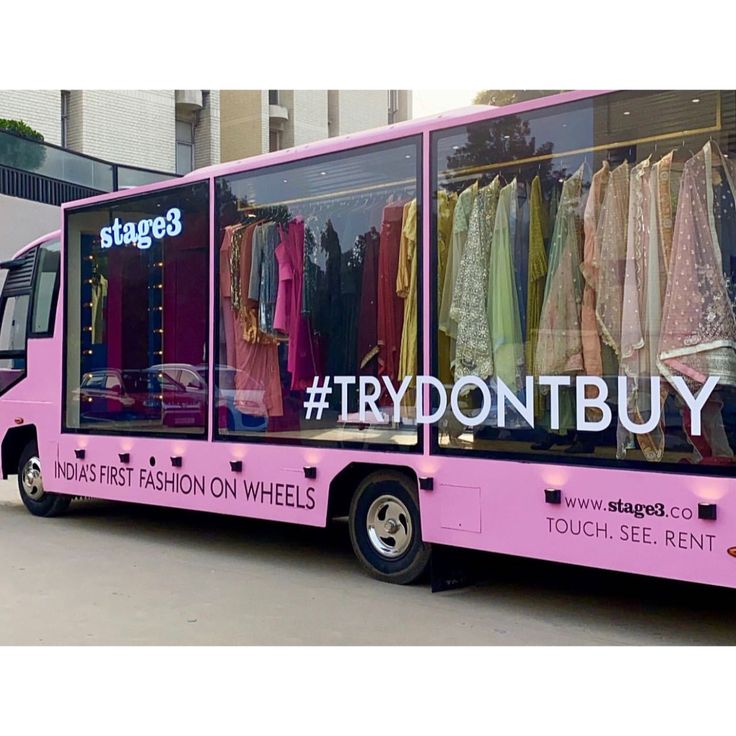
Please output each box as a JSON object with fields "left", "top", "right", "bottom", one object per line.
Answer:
{"left": 366, "top": 494, "right": 413, "bottom": 559}
{"left": 21, "top": 456, "right": 45, "bottom": 500}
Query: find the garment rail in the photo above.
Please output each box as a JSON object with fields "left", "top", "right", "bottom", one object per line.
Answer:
{"left": 236, "top": 178, "right": 416, "bottom": 212}
{"left": 439, "top": 121, "right": 723, "bottom": 186}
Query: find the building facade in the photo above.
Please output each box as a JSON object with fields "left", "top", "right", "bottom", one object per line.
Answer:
{"left": 220, "top": 90, "right": 412, "bottom": 162}
{"left": 0, "top": 90, "right": 220, "bottom": 175}
{"left": 0, "top": 89, "right": 410, "bottom": 258}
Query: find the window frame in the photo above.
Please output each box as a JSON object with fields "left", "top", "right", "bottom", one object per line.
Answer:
{"left": 175, "top": 118, "right": 195, "bottom": 176}
{"left": 428, "top": 91, "right": 736, "bottom": 478}
{"left": 61, "top": 180, "right": 211, "bottom": 440}
{"left": 212, "top": 133, "right": 424, "bottom": 454}
{"left": 29, "top": 238, "right": 61, "bottom": 339}
{"left": 0, "top": 248, "right": 37, "bottom": 396}
{"left": 60, "top": 90, "right": 70, "bottom": 148}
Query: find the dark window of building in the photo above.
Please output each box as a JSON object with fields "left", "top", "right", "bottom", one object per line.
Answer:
{"left": 176, "top": 119, "right": 195, "bottom": 175}
{"left": 61, "top": 90, "right": 70, "bottom": 147}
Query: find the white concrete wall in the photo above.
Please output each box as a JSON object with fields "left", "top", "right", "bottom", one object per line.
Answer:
{"left": 0, "top": 194, "right": 59, "bottom": 262}
{"left": 335, "top": 90, "right": 389, "bottom": 135}
{"left": 0, "top": 90, "right": 62, "bottom": 145}
{"left": 70, "top": 90, "right": 176, "bottom": 172}
{"left": 194, "top": 91, "right": 221, "bottom": 170}
{"left": 288, "top": 90, "right": 329, "bottom": 147}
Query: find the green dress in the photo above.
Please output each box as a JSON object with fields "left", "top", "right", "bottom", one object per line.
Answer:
{"left": 488, "top": 179, "right": 525, "bottom": 392}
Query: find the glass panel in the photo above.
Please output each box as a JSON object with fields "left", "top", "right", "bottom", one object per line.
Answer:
{"left": 176, "top": 120, "right": 193, "bottom": 143}
{"left": 0, "top": 130, "right": 114, "bottom": 191}
{"left": 176, "top": 143, "right": 193, "bottom": 176}
{"left": 215, "top": 136, "right": 421, "bottom": 448}
{"left": 433, "top": 90, "right": 736, "bottom": 472}
{"left": 116, "top": 166, "right": 175, "bottom": 189}
{"left": 64, "top": 182, "right": 210, "bottom": 436}
{"left": 30, "top": 239, "right": 60, "bottom": 334}
{"left": 0, "top": 294, "right": 29, "bottom": 351}
{"left": 0, "top": 294, "right": 28, "bottom": 393}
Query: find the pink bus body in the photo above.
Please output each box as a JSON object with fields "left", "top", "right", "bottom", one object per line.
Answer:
{"left": 2, "top": 89, "right": 735, "bottom": 588}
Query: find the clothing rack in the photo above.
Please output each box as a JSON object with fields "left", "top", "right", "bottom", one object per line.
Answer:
{"left": 236, "top": 177, "right": 416, "bottom": 213}
{"left": 440, "top": 120, "right": 723, "bottom": 186}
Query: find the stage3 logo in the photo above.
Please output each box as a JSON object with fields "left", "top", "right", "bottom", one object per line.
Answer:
{"left": 100, "top": 207, "right": 183, "bottom": 250}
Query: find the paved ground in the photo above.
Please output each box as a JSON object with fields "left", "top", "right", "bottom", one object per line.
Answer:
{"left": 1, "top": 477, "right": 734, "bottom": 645}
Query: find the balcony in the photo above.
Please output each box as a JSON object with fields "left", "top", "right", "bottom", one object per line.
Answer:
{"left": 0, "top": 129, "right": 177, "bottom": 206}
{"left": 269, "top": 104, "right": 289, "bottom": 125}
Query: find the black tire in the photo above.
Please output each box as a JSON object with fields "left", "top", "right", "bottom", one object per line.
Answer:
{"left": 348, "top": 470, "right": 431, "bottom": 585}
{"left": 17, "top": 441, "right": 71, "bottom": 517}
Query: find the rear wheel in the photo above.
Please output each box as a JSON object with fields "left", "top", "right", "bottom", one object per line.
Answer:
{"left": 17, "top": 442, "right": 71, "bottom": 517}
{"left": 348, "top": 471, "right": 431, "bottom": 584}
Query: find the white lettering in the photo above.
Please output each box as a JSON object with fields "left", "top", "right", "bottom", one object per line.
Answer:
{"left": 617, "top": 376, "right": 661, "bottom": 434}
{"left": 671, "top": 376, "right": 720, "bottom": 436}
{"left": 498, "top": 376, "right": 535, "bottom": 428}
{"left": 100, "top": 226, "right": 112, "bottom": 248}
{"left": 576, "top": 376, "right": 612, "bottom": 431}
{"left": 416, "top": 376, "right": 447, "bottom": 424}
{"left": 333, "top": 376, "right": 355, "bottom": 422}
{"left": 358, "top": 376, "right": 383, "bottom": 423}
{"left": 98, "top": 207, "right": 184, "bottom": 250}
{"left": 166, "top": 207, "right": 183, "bottom": 237}
{"left": 538, "top": 376, "right": 571, "bottom": 431}
{"left": 382, "top": 375, "right": 412, "bottom": 423}
{"left": 152, "top": 217, "right": 166, "bottom": 239}
{"left": 450, "top": 376, "right": 491, "bottom": 427}
{"left": 122, "top": 222, "right": 136, "bottom": 244}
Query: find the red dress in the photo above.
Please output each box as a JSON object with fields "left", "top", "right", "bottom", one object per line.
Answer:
{"left": 376, "top": 203, "right": 406, "bottom": 386}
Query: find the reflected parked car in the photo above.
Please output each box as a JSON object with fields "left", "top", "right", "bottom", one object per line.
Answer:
{"left": 74, "top": 367, "right": 205, "bottom": 428}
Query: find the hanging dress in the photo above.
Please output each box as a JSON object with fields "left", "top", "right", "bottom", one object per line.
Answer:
{"left": 437, "top": 190, "right": 457, "bottom": 384}
{"left": 579, "top": 161, "right": 610, "bottom": 380}
{"left": 450, "top": 177, "right": 501, "bottom": 381}
{"left": 489, "top": 178, "right": 526, "bottom": 391}
{"left": 595, "top": 161, "right": 631, "bottom": 362}
{"left": 438, "top": 181, "right": 478, "bottom": 366}
{"left": 536, "top": 164, "right": 586, "bottom": 377}
{"left": 397, "top": 199, "right": 418, "bottom": 383}
{"left": 526, "top": 175, "right": 548, "bottom": 376}
{"left": 535, "top": 165, "right": 586, "bottom": 433}
{"left": 658, "top": 140, "right": 736, "bottom": 389}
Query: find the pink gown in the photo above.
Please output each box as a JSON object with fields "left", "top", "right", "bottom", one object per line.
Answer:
{"left": 221, "top": 224, "right": 283, "bottom": 420}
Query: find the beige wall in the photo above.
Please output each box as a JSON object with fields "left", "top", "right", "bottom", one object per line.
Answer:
{"left": 220, "top": 90, "right": 269, "bottom": 162}
{"left": 220, "top": 90, "right": 413, "bottom": 163}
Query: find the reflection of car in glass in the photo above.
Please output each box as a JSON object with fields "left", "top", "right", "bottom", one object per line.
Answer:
{"left": 147, "top": 364, "right": 207, "bottom": 428}
{"left": 75, "top": 367, "right": 205, "bottom": 428}
{"left": 193, "top": 363, "right": 268, "bottom": 433}
{"left": 73, "top": 369, "right": 138, "bottom": 421}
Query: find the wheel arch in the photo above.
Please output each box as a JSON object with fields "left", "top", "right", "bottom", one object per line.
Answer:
{"left": 1, "top": 424, "right": 38, "bottom": 479}
{"left": 327, "top": 461, "right": 418, "bottom": 520}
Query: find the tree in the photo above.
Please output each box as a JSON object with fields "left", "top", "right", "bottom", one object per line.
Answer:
{"left": 0, "top": 119, "right": 46, "bottom": 171}
{"left": 473, "top": 90, "right": 565, "bottom": 107}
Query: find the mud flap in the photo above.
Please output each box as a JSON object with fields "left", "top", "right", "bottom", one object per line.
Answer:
{"left": 430, "top": 543, "right": 478, "bottom": 592}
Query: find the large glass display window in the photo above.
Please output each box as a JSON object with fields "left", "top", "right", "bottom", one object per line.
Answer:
{"left": 432, "top": 90, "right": 736, "bottom": 474}
{"left": 215, "top": 136, "right": 422, "bottom": 449}
{"left": 64, "top": 182, "right": 210, "bottom": 437}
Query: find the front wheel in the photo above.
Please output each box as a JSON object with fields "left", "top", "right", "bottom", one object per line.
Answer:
{"left": 17, "top": 442, "right": 71, "bottom": 517}
{"left": 348, "top": 471, "right": 431, "bottom": 584}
